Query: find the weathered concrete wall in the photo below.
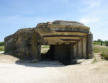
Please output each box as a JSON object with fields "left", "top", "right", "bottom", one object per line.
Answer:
{"left": 73, "top": 44, "right": 77, "bottom": 59}
{"left": 5, "top": 28, "right": 41, "bottom": 60}
{"left": 82, "top": 37, "right": 87, "bottom": 58}
{"left": 78, "top": 40, "right": 82, "bottom": 58}
{"left": 4, "top": 20, "right": 93, "bottom": 64}
{"left": 5, "top": 34, "right": 16, "bottom": 54}
{"left": 87, "top": 33, "right": 93, "bottom": 58}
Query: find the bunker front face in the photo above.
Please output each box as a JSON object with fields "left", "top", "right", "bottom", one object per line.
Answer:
{"left": 5, "top": 20, "right": 93, "bottom": 64}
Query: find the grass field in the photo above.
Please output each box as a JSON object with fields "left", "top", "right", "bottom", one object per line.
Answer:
{"left": 94, "top": 45, "right": 108, "bottom": 60}
{"left": 0, "top": 46, "right": 4, "bottom": 51}
{"left": 0, "top": 42, "right": 4, "bottom": 52}
{"left": 94, "top": 45, "right": 108, "bottom": 53}
{"left": 93, "top": 41, "right": 106, "bottom": 46}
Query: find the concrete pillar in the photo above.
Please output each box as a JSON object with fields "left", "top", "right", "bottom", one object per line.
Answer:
{"left": 31, "top": 43, "right": 41, "bottom": 61}
{"left": 70, "top": 44, "right": 74, "bottom": 58}
{"left": 81, "top": 39, "right": 83, "bottom": 58}
{"left": 73, "top": 44, "right": 77, "bottom": 59}
{"left": 78, "top": 40, "right": 82, "bottom": 58}
{"left": 70, "top": 45, "right": 73, "bottom": 63}
{"left": 82, "top": 37, "right": 87, "bottom": 58}
{"left": 76, "top": 42, "right": 79, "bottom": 58}
{"left": 31, "top": 31, "right": 41, "bottom": 61}
{"left": 87, "top": 33, "right": 93, "bottom": 58}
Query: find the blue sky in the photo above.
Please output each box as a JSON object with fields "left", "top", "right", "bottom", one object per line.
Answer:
{"left": 0, "top": 0, "right": 108, "bottom": 41}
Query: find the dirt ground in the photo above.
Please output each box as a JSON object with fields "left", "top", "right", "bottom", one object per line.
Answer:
{"left": 0, "top": 53, "right": 108, "bottom": 83}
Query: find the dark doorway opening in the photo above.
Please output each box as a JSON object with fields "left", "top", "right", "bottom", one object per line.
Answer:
{"left": 41, "top": 45, "right": 55, "bottom": 60}
{"left": 40, "top": 44, "right": 74, "bottom": 65}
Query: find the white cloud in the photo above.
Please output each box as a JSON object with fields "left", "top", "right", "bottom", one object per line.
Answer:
{"left": 79, "top": 17, "right": 100, "bottom": 25}
{"left": 82, "top": 0, "right": 102, "bottom": 8}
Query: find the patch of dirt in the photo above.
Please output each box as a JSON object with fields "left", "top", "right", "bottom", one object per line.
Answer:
{"left": 0, "top": 53, "right": 108, "bottom": 83}
{"left": 0, "top": 53, "right": 19, "bottom": 63}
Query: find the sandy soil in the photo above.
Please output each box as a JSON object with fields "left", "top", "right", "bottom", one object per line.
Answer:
{"left": 0, "top": 53, "right": 108, "bottom": 83}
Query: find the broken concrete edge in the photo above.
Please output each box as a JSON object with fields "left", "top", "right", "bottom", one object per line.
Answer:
{"left": 36, "top": 23, "right": 90, "bottom": 31}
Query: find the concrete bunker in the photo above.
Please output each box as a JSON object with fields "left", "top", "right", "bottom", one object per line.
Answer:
{"left": 4, "top": 20, "right": 93, "bottom": 65}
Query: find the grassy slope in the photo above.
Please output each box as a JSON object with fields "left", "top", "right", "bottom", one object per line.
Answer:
{"left": 94, "top": 45, "right": 108, "bottom": 53}
{"left": 0, "top": 46, "right": 4, "bottom": 51}
{"left": 94, "top": 45, "right": 108, "bottom": 60}
{"left": 93, "top": 41, "right": 105, "bottom": 46}
{"left": 0, "top": 42, "right": 4, "bottom": 51}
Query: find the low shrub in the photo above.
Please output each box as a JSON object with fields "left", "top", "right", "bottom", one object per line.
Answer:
{"left": 0, "top": 46, "right": 4, "bottom": 51}
{"left": 94, "top": 45, "right": 108, "bottom": 53}
{"left": 101, "top": 52, "right": 108, "bottom": 60}
{"left": 94, "top": 45, "right": 108, "bottom": 60}
{"left": 105, "top": 41, "right": 108, "bottom": 46}
{"left": 0, "top": 42, "right": 4, "bottom": 46}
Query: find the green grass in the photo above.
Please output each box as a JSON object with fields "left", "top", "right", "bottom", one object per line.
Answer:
{"left": 0, "top": 46, "right": 4, "bottom": 51}
{"left": 94, "top": 45, "right": 108, "bottom": 60}
{"left": 0, "top": 42, "right": 4, "bottom": 46}
{"left": 101, "top": 52, "right": 108, "bottom": 60}
{"left": 93, "top": 41, "right": 105, "bottom": 46}
{"left": 94, "top": 45, "right": 108, "bottom": 53}
{"left": 0, "top": 42, "right": 4, "bottom": 52}
{"left": 41, "top": 45, "right": 49, "bottom": 48}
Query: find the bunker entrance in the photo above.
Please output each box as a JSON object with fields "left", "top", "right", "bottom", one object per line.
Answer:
{"left": 41, "top": 45, "right": 50, "bottom": 60}
{"left": 40, "top": 44, "right": 74, "bottom": 65}
{"left": 41, "top": 45, "right": 50, "bottom": 54}
{"left": 41, "top": 45, "right": 56, "bottom": 61}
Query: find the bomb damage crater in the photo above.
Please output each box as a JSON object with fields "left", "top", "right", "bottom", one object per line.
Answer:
{"left": 4, "top": 20, "right": 93, "bottom": 65}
